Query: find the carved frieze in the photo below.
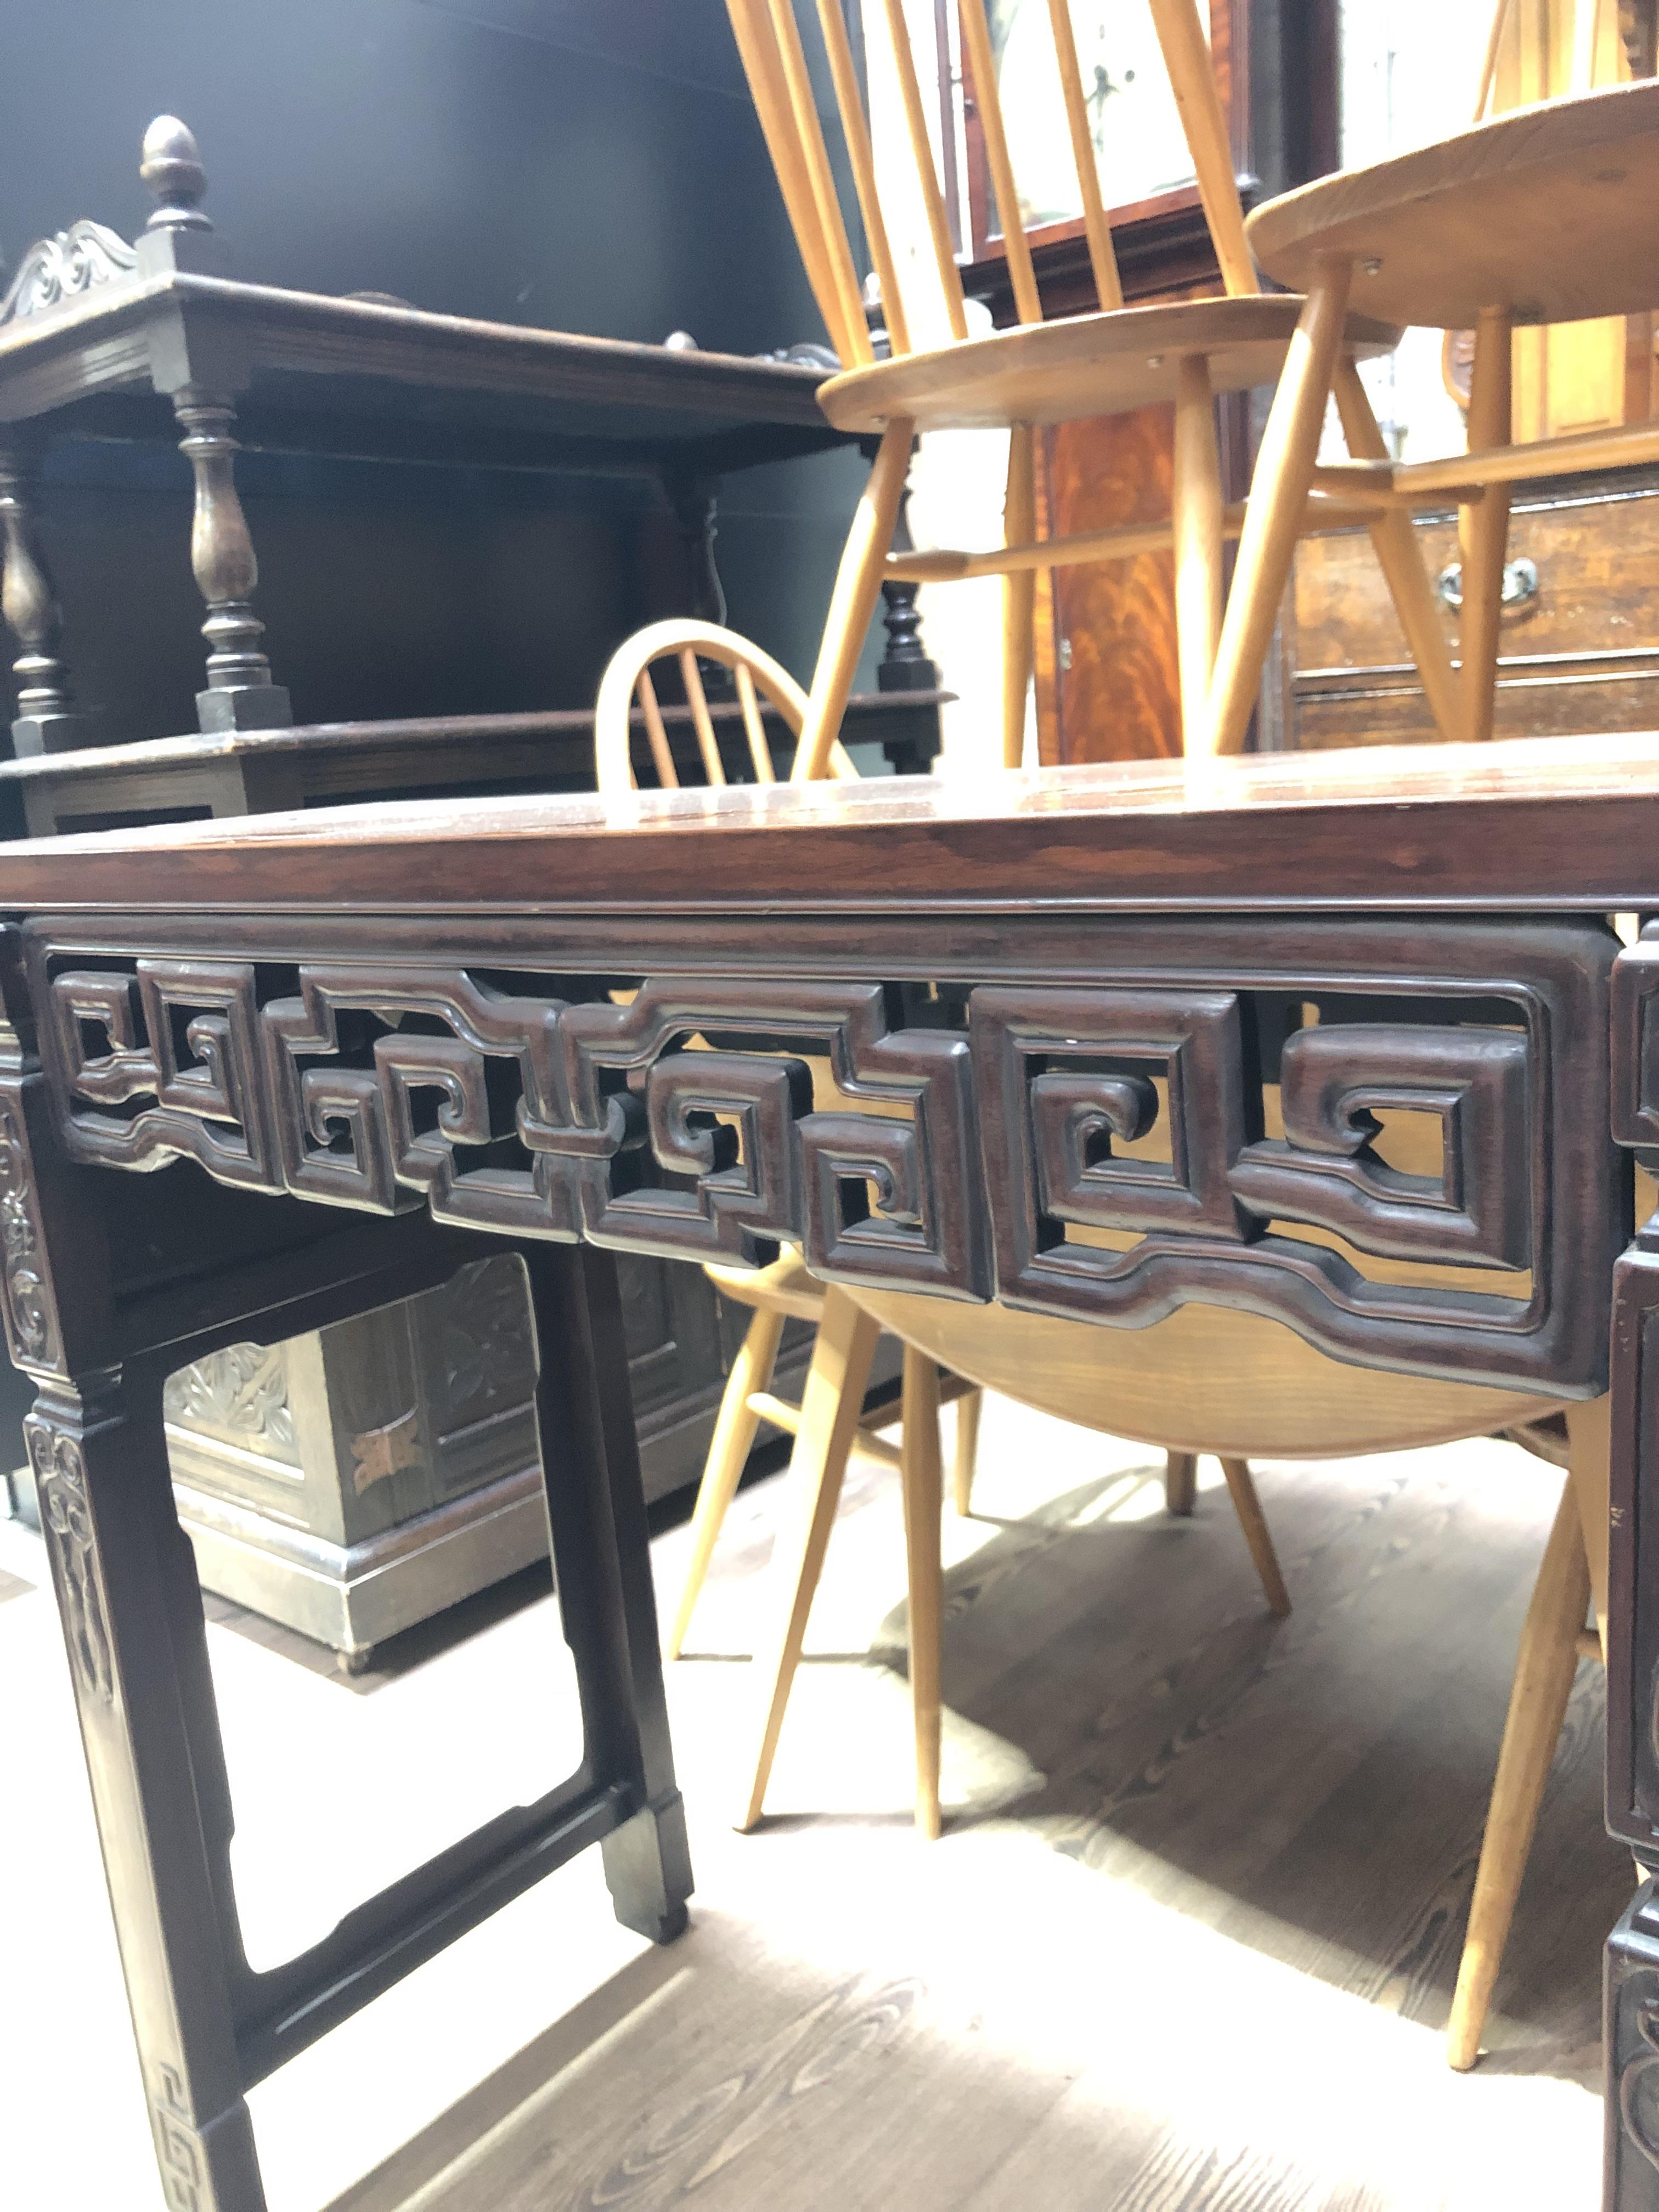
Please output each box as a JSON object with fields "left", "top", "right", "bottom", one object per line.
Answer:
{"left": 29, "top": 933, "right": 1615, "bottom": 1392}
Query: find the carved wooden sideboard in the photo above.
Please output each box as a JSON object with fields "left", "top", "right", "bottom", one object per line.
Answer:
{"left": 2, "top": 739, "right": 1658, "bottom": 2208}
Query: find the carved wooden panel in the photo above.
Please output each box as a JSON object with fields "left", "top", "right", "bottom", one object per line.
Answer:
{"left": 40, "top": 957, "right": 989, "bottom": 1303}
{"left": 24, "top": 917, "right": 1620, "bottom": 1395}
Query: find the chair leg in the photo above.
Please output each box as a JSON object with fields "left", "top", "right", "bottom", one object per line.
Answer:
{"left": 1446, "top": 1453, "right": 1596, "bottom": 2070}
{"left": 664, "top": 1301, "right": 787, "bottom": 1660}
{"left": 737, "top": 1286, "right": 882, "bottom": 1831}
{"left": 1218, "top": 1456, "right": 1291, "bottom": 1617}
{"left": 1458, "top": 305, "right": 1514, "bottom": 744}
{"left": 793, "top": 420, "right": 916, "bottom": 781}
{"left": 1205, "top": 258, "right": 1354, "bottom": 756}
{"left": 900, "top": 1346, "right": 945, "bottom": 1839}
{"left": 1172, "top": 353, "right": 1224, "bottom": 754}
{"left": 952, "top": 1384, "right": 982, "bottom": 1516}
{"left": 1165, "top": 1448, "right": 1198, "bottom": 1517}
{"left": 1331, "top": 359, "right": 1463, "bottom": 746}
{"left": 1002, "top": 425, "right": 1037, "bottom": 768}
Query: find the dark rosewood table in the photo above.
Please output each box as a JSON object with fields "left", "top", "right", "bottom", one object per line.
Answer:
{"left": 5, "top": 736, "right": 1659, "bottom": 2210}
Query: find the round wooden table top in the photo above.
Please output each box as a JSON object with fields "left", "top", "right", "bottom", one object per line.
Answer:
{"left": 1246, "top": 78, "right": 1659, "bottom": 331}
{"left": 815, "top": 295, "right": 1398, "bottom": 435}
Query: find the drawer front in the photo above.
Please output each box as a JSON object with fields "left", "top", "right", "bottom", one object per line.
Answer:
{"left": 1286, "top": 472, "right": 1659, "bottom": 749}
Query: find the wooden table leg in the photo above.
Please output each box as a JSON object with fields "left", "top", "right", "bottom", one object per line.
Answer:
{"left": 522, "top": 1243, "right": 692, "bottom": 1943}
{"left": 26, "top": 1372, "right": 267, "bottom": 2212}
{"left": 1605, "top": 1878, "right": 1659, "bottom": 2208}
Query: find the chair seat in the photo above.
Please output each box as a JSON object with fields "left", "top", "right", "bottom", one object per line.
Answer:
{"left": 842, "top": 1286, "right": 1561, "bottom": 1460}
{"left": 815, "top": 296, "right": 1400, "bottom": 436}
{"left": 1248, "top": 78, "right": 1659, "bottom": 332}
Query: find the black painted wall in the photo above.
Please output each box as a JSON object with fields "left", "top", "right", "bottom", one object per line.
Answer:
{"left": 0, "top": 0, "right": 876, "bottom": 742}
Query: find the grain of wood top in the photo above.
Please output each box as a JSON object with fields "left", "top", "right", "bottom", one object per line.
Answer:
{"left": 0, "top": 732, "right": 1654, "bottom": 914}
{"left": 1248, "top": 80, "right": 1659, "bottom": 331}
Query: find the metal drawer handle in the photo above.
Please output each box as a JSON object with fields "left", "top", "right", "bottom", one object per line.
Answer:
{"left": 1436, "top": 556, "right": 1538, "bottom": 612}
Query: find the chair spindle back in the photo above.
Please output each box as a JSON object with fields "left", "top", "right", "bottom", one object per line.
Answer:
{"left": 726, "top": 0, "right": 1259, "bottom": 353}
{"left": 593, "top": 619, "right": 859, "bottom": 796}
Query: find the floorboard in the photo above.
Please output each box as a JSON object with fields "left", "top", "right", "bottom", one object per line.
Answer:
{"left": 2, "top": 1396, "right": 1622, "bottom": 2210}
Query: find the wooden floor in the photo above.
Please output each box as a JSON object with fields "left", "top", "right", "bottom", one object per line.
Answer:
{"left": 0, "top": 1395, "right": 1628, "bottom": 2210}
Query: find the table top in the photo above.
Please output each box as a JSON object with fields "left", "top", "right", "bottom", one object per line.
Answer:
{"left": 2, "top": 731, "right": 1655, "bottom": 915}
{"left": 0, "top": 267, "right": 845, "bottom": 475}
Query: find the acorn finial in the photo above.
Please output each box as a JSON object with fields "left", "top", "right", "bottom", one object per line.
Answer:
{"left": 139, "top": 116, "right": 210, "bottom": 233}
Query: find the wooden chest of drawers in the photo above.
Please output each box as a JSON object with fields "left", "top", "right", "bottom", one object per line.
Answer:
{"left": 1280, "top": 465, "right": 1659, "bottom": 749}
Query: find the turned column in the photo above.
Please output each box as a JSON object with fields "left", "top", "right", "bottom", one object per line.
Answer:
{"left": 0, "top": 447, "right": 88, "bottom": 757}
{"left": 878, "top": 466, "right": 943, "bottom": 775}
{"left": 137, "top": 116, "right": 291, "bottom": 733}
{"left": 170, "top": 388, "right": 290, "bottom": 731}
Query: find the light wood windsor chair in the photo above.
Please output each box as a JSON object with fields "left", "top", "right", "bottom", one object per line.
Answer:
{"left": 1238, "top": 0, "right": 1659, "bottom": 751}
{"left": 741, "top": 1057, "right": 1617, "bottom": 2071}
{"left": 722, "top": 0, "right": 1436, "bottom": 774}
{"left": 592, "top": 616, "right": 983, "bottom": 1666}
{"left": 703, "top": 0, "right": 1617, "bottom": 2063}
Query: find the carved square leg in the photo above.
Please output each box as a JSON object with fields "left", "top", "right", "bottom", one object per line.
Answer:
{"left": 27, "top": 1375, "right": 266, "bottom": 2212}
{"left": 520, "top": 1242, "right": 692, "bottom": 1944}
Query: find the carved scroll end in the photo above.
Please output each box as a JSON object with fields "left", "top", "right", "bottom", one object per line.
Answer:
{"left": 0, "top": 221, "right": 137, "bottom": 325}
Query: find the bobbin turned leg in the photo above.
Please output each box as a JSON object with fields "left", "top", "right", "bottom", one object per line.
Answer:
{"left": 130, "top": 117, "right": 291, "bottom": 735}
{"left": 171, "top": 388, "right": 292, "bottom": 735}
{"left": 0, "top": 447, "right": 89, "bottom": 757}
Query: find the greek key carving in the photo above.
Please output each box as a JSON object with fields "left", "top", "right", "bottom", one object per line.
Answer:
{"left": 46, "top": 961, "right": 988, "bottom": 1298}
{"left": 27, "top": 1420, "right": 112, "bottom": 1705}
{"left": 1228, "top": 1024, "right": 1531, "bottom": 1268}
{"left": 51, "top": 960, "right": 274, "bottom": 1187}
{"left": 972, "top": 985, "right": 1545, "bottom": 1365}
{"left": 32, "top": 941, "right": 1607, "bottom": 1387}
{"left": 151, "top": 2062, "right": 206, "bottom": 2212}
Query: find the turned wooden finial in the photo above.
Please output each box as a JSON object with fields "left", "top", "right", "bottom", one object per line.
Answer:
{"left": 140, "top": 116, "right": 211, "bottom": 235}
{"left": 135, "top": 115, "right": 226, "bottom": 279}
